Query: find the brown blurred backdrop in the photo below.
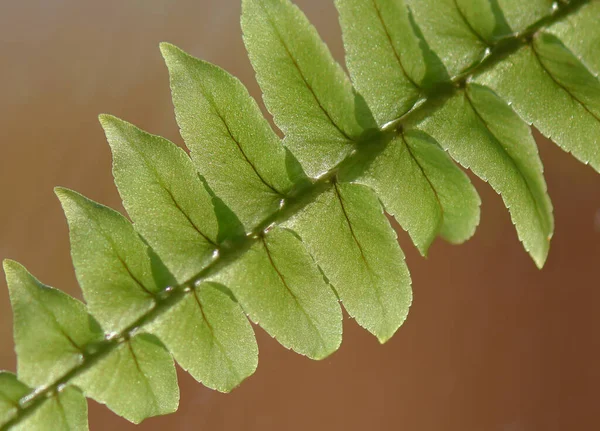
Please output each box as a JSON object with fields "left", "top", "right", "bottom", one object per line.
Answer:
{"left": 1, "top": 1, "right": 599, "bottom": 430}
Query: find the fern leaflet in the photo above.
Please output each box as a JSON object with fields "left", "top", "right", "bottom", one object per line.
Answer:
{"left": 1, "top": 0, "right": 599, "bottom": 429}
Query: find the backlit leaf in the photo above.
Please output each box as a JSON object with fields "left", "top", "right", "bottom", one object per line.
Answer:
{"left": 475, "top": 32, "right": 600, "bottom": 172}
{"left": 73, "top": 334, "right": 178, "bottom": 424}
{"left": 147, "top": 282, "right": 258, "bottom": 393}
{"left": 216, "top": 227, "right": 342, "bottom": 359}
{"left": 242, "top": 0, "right": 377, "bottom": 177}
{"left": 57, "top": 188, "right": 169, "bottom": 332}
{"left": 287, "top": 182, "right": 412, "bottom": 342}
{"left": 4, "top": 260, "right": 103, "bottom": 387}
{"left": 418, "top": 83, "right": 554, "bottom": 267}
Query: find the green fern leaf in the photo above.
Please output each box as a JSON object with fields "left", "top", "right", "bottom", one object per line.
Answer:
{"left": 14, "top": 388, "right": 87, "bottom": 431}
{"left": 336, "top": 0, "right": 481, "bottom": 253}
{"left": 417, "top": 83, "right": 554, "bottom": 267}
{"left": 4, "top": 261, "right": 103, "bottom": 387}
{"left": 475, "top": 32, "right": 600, "bottom": 172}
{"left": 146, "top": 282, "right": 258, "bottom": 393}
{"left": 348, "top": 131, "right": 482, "bottom": 248}
{"left": 73, "top": 333, "right": 178, "bottom": 424}
{"left": 6, "top": 381, "right": 88, "bottom": 431}
{"left": 2, "top": 1, "right": 599, "bottom": 429}
{"left": 241, "top": 0, "right": 377, "bottom": 178}
{"left": 0, "top": 373, "right": 32, "bottom": 427}
{"left": 56, "top": 188, "right": 170, "bottom": 332}
{"left": 2, "top": 263, "right": 93, "bottom": 430}
{"left": 547, "top": 1, "right": 600, "bottom": 74}
{"left": 492, "top": 0, "right": 555, "bottom": 32}
{"left": 216, "top": 227, "right": 343, "bottom": 359}
{"left": 405, "top": 0, "right": 491, "bottom": 76}
{"left": 336, "top": 0, "right": 435, "bottom": 125}
{"left": 161, "top": 43, "right": 306, "bottom": 229}
{"left": 286, "top": 182, "right": 411, "bottom": 342}
{"left": 0, "top": 371, "right": 31, "bottom": 426}
{"left": 57, "top": 186, "right": 253, "bottom": 404}
{"left": 100, "top": 116, "right": 220, "bottom": 283}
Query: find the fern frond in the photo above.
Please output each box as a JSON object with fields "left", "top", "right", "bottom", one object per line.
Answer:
{"left": 2, "top": 0, "right": 598, "bottom": 429}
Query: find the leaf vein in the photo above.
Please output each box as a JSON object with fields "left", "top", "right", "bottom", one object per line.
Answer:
{"left": 530, "top": 40, "right": 600, "bottom": 124}
{"left": 260, "top": 236, "right": 328, "bottom": 352}
{"left": 462, "top": 88, "right": 550, "bottom": 238}
{"left": 257, "top": 0, "right": 354, "bottom": 143}
{"left": 371, "top": 0, "right": 420, "bottom": 91}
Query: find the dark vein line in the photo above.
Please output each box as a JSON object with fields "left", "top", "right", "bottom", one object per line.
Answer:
{"left": 126, "top": 341, "right": 144, "bottom": 377}
{"left": 129, "top": 143, "right": 217, "bottom": 248}
{"left": 191, "top": 290, "right": 212, "bottom": 334}
{"left": 116, "top": 255, "right": 154, "bottom": 297}
{"left": 453, "top": 0, "right": 491, "bottom": 48}
{"left": 191, "top": 289, "right": 241, "bottom": 381}
{"left": 58, "top": 329, "right": 85, "bottom": 356}
{"left": 162, "top": 187, "right": 218, "bottom": 247}
{"left": 3, "top": 2, "right": 587, "bottom": 428}
{"left": 400, "top": 133, "right": 444, "bottom": 226}
{"left": 216, "top": 110, "right": 283, "bottom": 196}
{"left": 463, "top": 88, "right": 550, "bottom": 235}
{"left": 127, "top": 340, "right": 159, "bottom": 411}
{"left": 371, "top": 0, "right": 420, "bottom": 90}
{"left": 193, "top": 75, "right": 284, "bottom": 196}
{"left": 530, "top": 39, "right": 600, "bottom": 124}
{"left": 332, "top": 182, "right": 369, "bottom": 269}
{"left": 257, "top": 0, "right": 354, "bottom": 143}
{"left": 260, "top": 236, "right": 327, "bottom": 350}
{"left": 261, "top": 237, "right": 296, "bottom": 299}
{"left": 83, "top": 204, "right": 158, "bottom": 297}
{"left": 54, "top": 392, "right": 69, "bottom": 430}
{"left": 28, "top": 287, "right": 84, "bottom": 355}
{"left": 333, "top": 182, "right": 388, "bottom": 321}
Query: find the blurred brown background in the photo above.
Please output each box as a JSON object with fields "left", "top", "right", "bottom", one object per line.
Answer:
{"left": 1, "top": 1, "right": 599, "bottom": 430}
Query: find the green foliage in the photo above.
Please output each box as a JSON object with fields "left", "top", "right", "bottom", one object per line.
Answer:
{"left": 147, "top": 282, "right": 258, "bottom": 392}
{"left": 217, "top": 227, "right": 343, "bottom": 358}
{"left": 418, "top": 83, "right": 554, "bottom": 267}
{"left": 287, "top": 182, "right": 412, "bottom": 342}
{"left": 0, "top": 371, "right": 88, "bottom": 431}
{"left": 72, "top": 334, "right": 179, "bottom": 424}
{"left": 4, "top": 261, "right": 103, "bottom": 388}
{"left": 1, "top": 0, "right": 599, "bottom": 429}
{"left": 56, "top": 189, "right": 168, "bottom": 333}
{"left": 0, "top": 373, "right": 31, "bottom": 428}
{"left": 161, "top": 43, "right": 303, "bottom": 230}
{"left": 101, "top": 116, "right": 220, "bottom": 283}
{"left": 475, "top": 31, "right": 600, "bottom": 171}
{"left": 242, "top": 0, "right": 377, "bottom": 178}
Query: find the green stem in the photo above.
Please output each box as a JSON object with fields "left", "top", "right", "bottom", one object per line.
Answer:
{"left": 2, "top": 0, "right": 589, "bottom": 428}
{"left": 381, "top": 0, "right": 589, "bottom": 133}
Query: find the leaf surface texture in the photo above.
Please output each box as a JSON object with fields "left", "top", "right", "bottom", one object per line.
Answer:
{"left": 287, "top": 182, "right": 412, "bottom": 341}
{"left": 2, "top": 1, "right": 599, "bottom": 429}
